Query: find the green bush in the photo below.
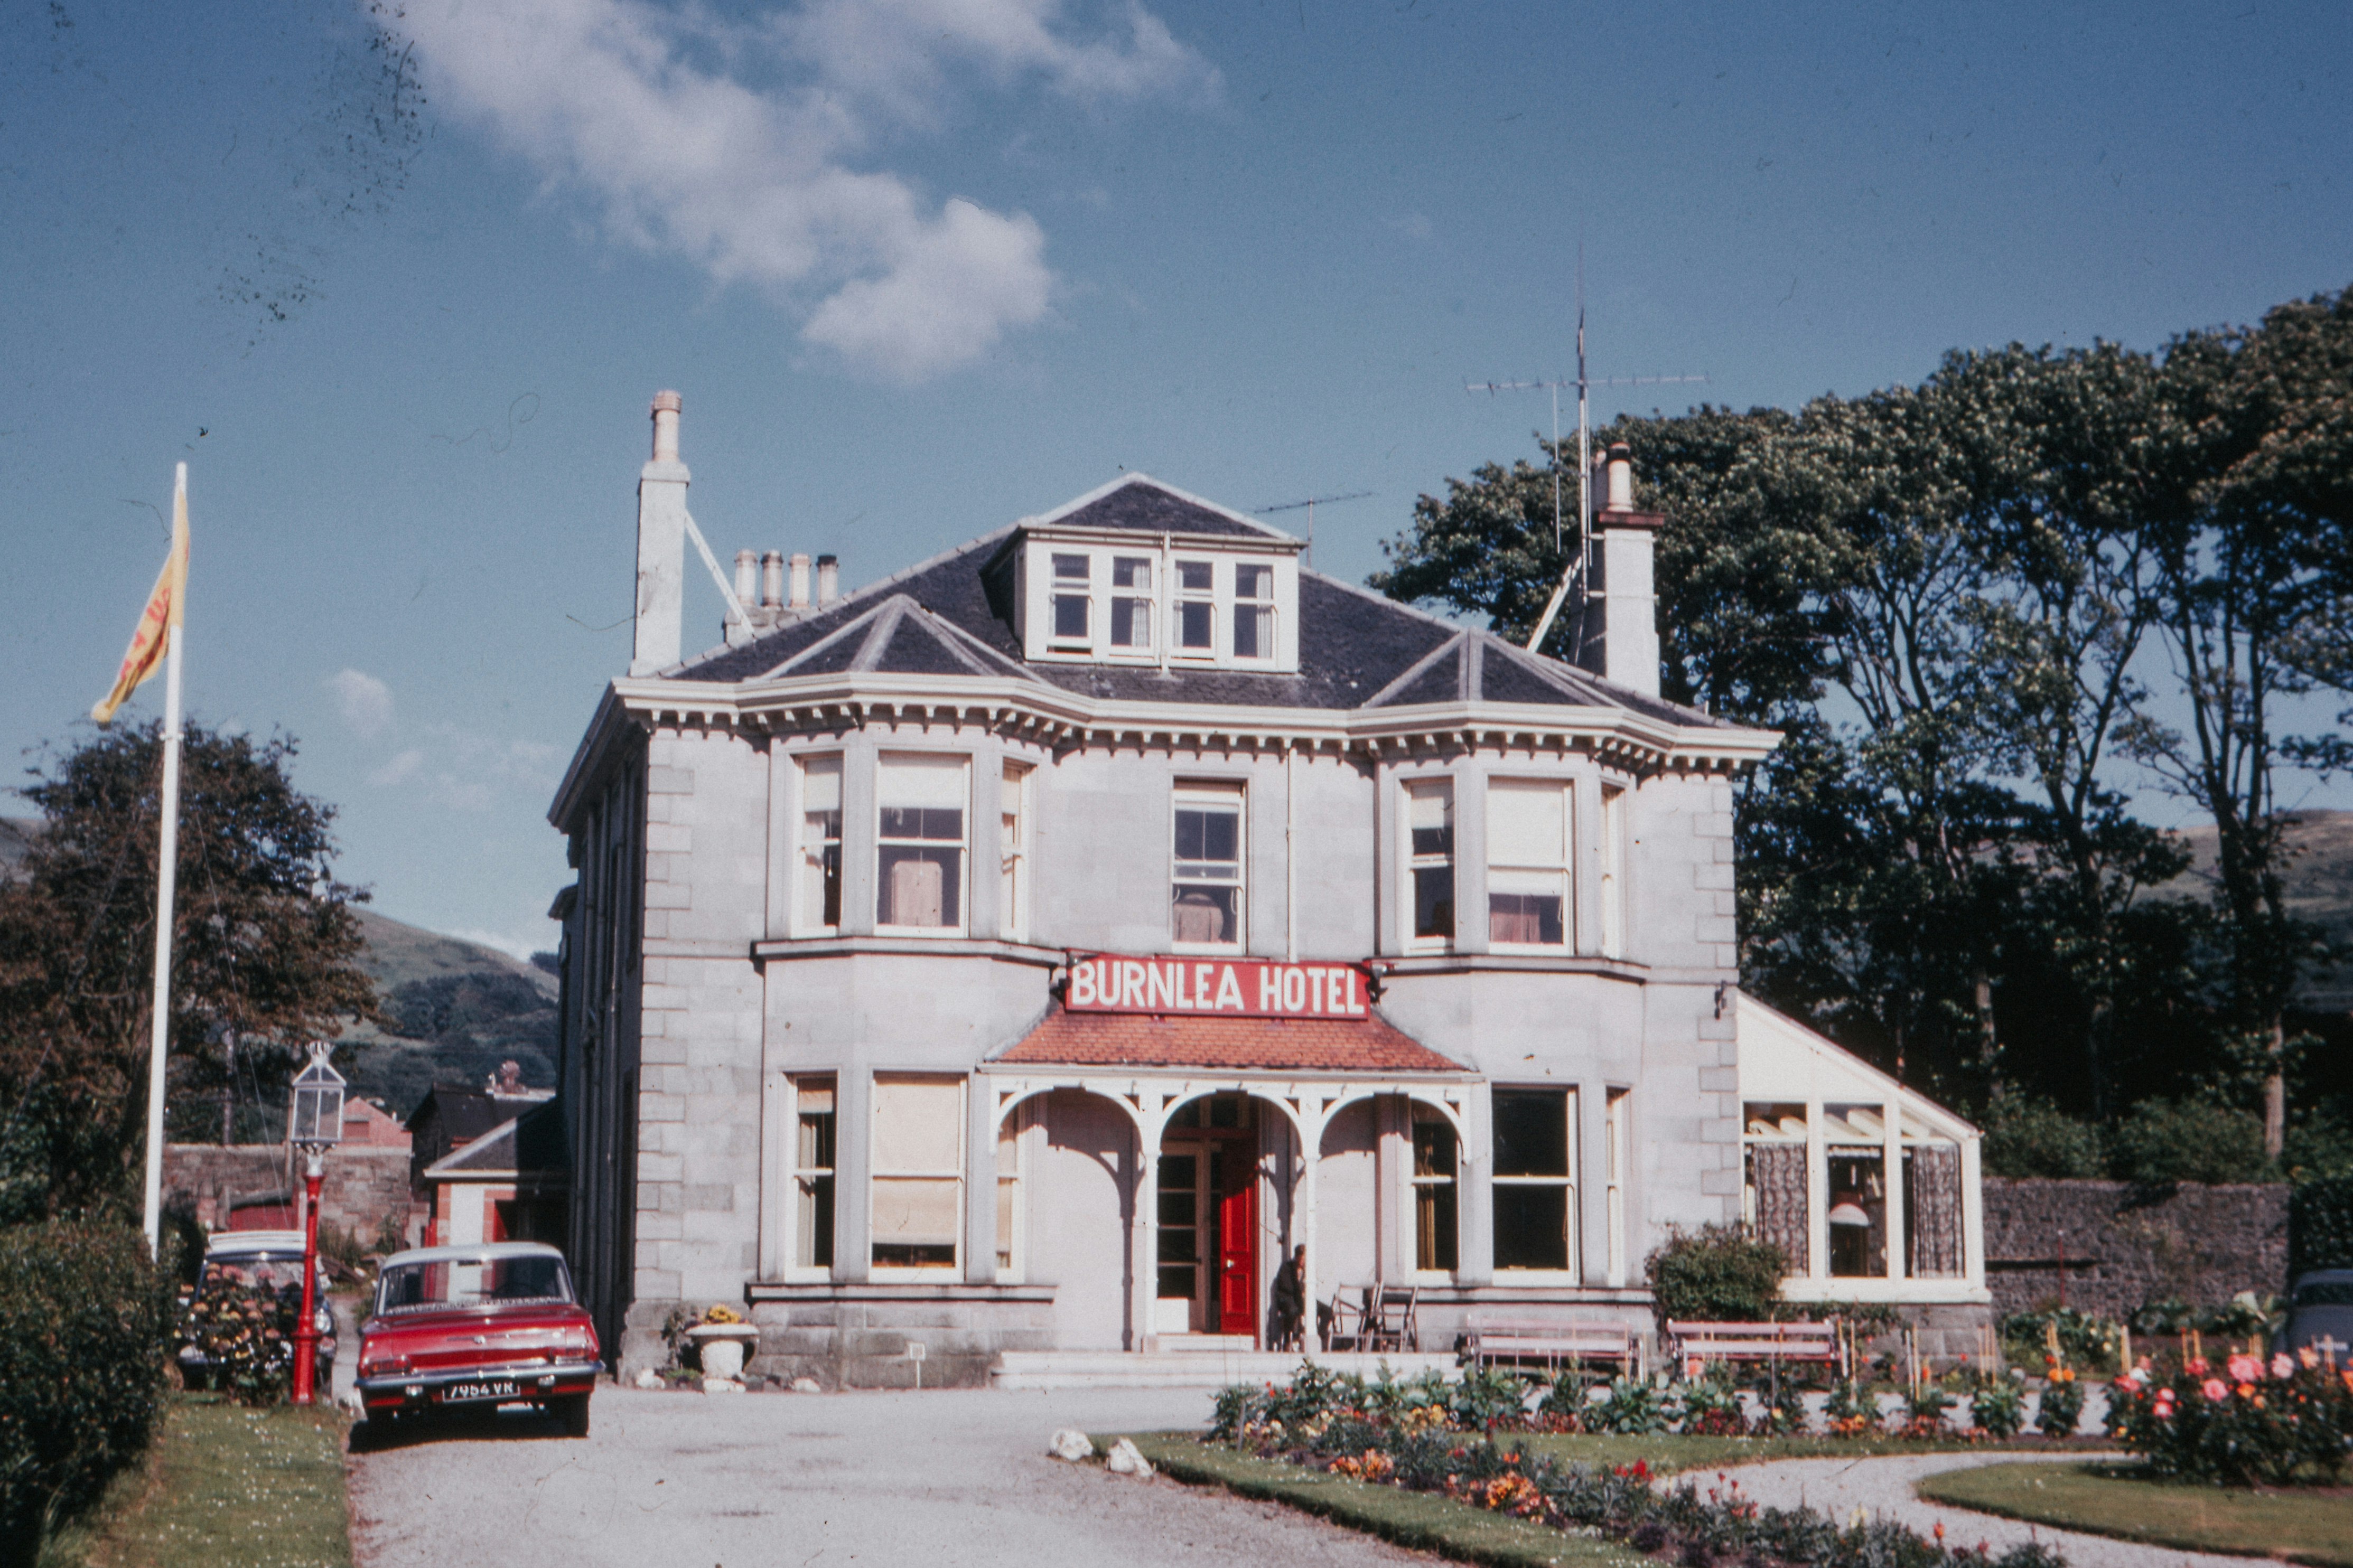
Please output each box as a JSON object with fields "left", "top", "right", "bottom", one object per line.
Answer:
{"left": 1969, "top": 1373, "right": 2027, "bottom": 1438}
{"left": 1982, "top": 1090, "right": 2104, "bottom": 1178}
{"left": 2107, "top": 1098, "right": 2275, "bottom": 1185}
{"left": 2290, "top": 1173, "right": 2353, "bottom": 1278}
{"left": 2000, "top": 1306, "right": 2125, "bottom": 1375}
{"left": 0, "top": 1222, "right": 176, "bottom": 1562}
{"left": 1643, "top": 1223, "right": 1788, "bottom": 1322}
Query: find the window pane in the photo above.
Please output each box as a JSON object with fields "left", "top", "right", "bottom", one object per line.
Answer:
{"left": 1493, "top": 1185, "right": 1568, "bottom": 1271}
{"left": 1171, "top": 886, "right": 1238, "bottom": 944}
{"left": 873, "top": 1077, "right": 963, "bottom": 1172}
{"left": 1052, "top": 593, "right": 1089, "bottom": 639}
{"left": 1174, "top": 806, "right": 1239, "bottom": 866}
{"left": 1052, "top": 553, "right": 1089, "bottom": 581}
{"left": 878, "top": 846, "right": 960, "bottom": 925}
{"left": 1408, "top": 784, "right": 1453, "bottom": 853}
{"left": 872, "top": 1178, "right": 958, "bottom": 1265}
{"left": 1413, "top": 866, "right": 1454, "bottom": 939}
{"left": 1177, "top": 599, "right": 1213, "bottom": 650}
{"left": 1493, "top": 1089, "right": 1569, "bottom": 1176}
{"left": 1234, "top": 604, "right": 1273, "bottom": 658}
{"left": 797, "top": 1110, "right": 835, "bottom": 1169}
{"left": 1488, "top": 780, "right": 1567, "bottom": 867}
{"left": 1489, "top": 890, "right": 1564, "bottom": 945}
{"left": 879, "top": 755, "right": 968, "bottom": 810}
{"left": 1235, "top": 563, "right": 1272, "bottom": 600}
{"left": 1111, "top": 597, "right": 1152, "bottom": 647}
{"left": 1178, "top": 560, "right": 1213, "bottom": 593}
{"left": 800, "top": 759, "right": 844, "bottom": 929}
{"left": 1113, "top": 556, "right": 1152, "bottom": 589}
{"left": 1416, "top": 1182, "right": 1458, "bottom": 1272}
{"left": 800, "top": 758, "right": 842, "bottom": 813}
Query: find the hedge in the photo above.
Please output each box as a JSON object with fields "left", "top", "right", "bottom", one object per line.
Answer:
{"left": 2290, "top": 1175, "right": 2353, "bottom": 1280}
{"left": 0, "top": 1222, "right": 176, "bottom": 1564}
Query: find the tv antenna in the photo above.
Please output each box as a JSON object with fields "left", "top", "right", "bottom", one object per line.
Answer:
{"left": 1468, "top": 248, "right": 1706, "bottom": 655}
{"left": 1254, "top": 490, "right": 1371, "bottom": 570}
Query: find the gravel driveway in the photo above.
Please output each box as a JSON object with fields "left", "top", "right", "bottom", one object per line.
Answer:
{"left": 1711, "top": 1450, "right": 2256, "bottom": 1568}
{"left": 348, "top": 1385, "right": 1440, "bottom": 1568}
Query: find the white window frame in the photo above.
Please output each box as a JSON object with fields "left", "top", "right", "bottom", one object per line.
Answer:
{"left": 1109, "top": 554, "right": 1155, "bottom": 652}
{"left": 869, "top": 1073, "right": 966, "bottom": 1279}
{"left": 1599, "top": 782, "right": 1628, "bottom": 959}
{"left": 795, "top": 755, "right": 843, "bottom": 937}
{"left": 1231, "top": 561, "right": 1277, "bottom": 662}
{"left": 786, "top": 1074, "right": 836, "bottom": 1282}
{"left": 1408, "top": 1109, "right": 1460, "bottom": 1280}
{"left": 875, "top": 752, "right": 970, "bottom": 936}
{"left": 1170, "top": 782, "right": 1246, "bottom": 951}
{"left": 1490, "top": 1085, "right": 1581, "bottom": 1282}
{"left": 999, "top": 760, "right": 1033, "bottom": 943}
{"left": 1048, "top": 552, "right": 1092, "bottom": 647}
{"left": 1171, "top": 557, "right": 1218, "bottom": 658}
{"left": 1605, "top": 1087, "right": 1630, "bottom": 1285}
{"left": 1402, "top": 777, "right": 1455, "bottom": 952}
{"left": 995, "top": 1101, "right": 1031, "bottom": 1282}
{"left": 1486, "top": 777, "right": 1574, "bottom": 951}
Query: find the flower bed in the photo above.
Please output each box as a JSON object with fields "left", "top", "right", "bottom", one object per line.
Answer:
{"left": 2105, "top": 1349, "right": 2353, "bottom": 1486}
{"left": 1211, "top": 1366, "right": 2068, "bottom": 1568}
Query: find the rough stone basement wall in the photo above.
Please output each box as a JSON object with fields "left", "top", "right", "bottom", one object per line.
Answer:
{"left": 1983, "top": 1177, "right": 2289, "bottom": 1321}
{"left": 163, "top": 1144, "right": 416, "bottom": 1244}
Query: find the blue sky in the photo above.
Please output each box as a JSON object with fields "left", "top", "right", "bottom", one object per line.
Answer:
{"left": 2, "top": 0, "right": 2347, "bottom": 957}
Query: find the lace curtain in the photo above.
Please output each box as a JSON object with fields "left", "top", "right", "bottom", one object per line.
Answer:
{"left": 1906, "top": 1143, "right": 1964, "bottom": 1278}
{"left": 1750, "top": 1143, "right": 1808, "bottom": 1274}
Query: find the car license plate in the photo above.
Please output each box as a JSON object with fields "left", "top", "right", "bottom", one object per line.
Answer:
{"left": 440, "top": 1379, "right": 520, "bottom": 1403}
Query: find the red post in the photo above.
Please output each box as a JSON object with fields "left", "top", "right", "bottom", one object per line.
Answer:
{"left": 292, "top": 1151, "right": 323, "bottom": 1406}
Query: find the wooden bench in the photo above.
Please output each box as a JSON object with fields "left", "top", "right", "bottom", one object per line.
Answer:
{"left": 1668, "top": 1320, "right": 1840, "bottom": 1373}
{"left": 1465, "top": 1315, "right": 1639, "bottom": 1375}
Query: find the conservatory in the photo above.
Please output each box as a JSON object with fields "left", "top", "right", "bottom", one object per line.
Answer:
{"left": 1734, "top": 994, "right": 1988, "bottom": 1307}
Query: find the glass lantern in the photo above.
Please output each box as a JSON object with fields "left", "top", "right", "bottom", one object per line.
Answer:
{"left": 287, "top": 1042, "right": 347, "bottom": 1149}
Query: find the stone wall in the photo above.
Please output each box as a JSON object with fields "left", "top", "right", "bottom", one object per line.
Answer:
{"left": 1983, "top": 1177, "right": 2289, "bottom": 1321}
{"left": 163, "top": 1144, "right": 418, "bottom": 1247}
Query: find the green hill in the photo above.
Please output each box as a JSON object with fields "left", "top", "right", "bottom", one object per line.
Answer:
{"left": 340, "top": 909, "right": 559, "bottom": 1120}
{"left": 2156, "top": 809, "right": 2353, "bottom": 1012}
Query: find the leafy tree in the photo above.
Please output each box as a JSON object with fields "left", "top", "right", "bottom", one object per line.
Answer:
{"left": 1980, "top": 1089, "right": 2104, "bottom": 1179}
{"left": 0, "top": 721, "right": 378, "bottom": 1215}
{"left": 2104, "top": 1098, "right": 2275, "bottom": 1185}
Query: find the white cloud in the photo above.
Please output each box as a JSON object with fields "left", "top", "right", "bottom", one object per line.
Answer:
{"left": 328, "top": 669, "right": 395, "bottom": 738}
{"left": 395, "top": 0, "right": 1215, "bottom": 382}
{"left": 371, "top": 748, "right": 425, "bottom": 787}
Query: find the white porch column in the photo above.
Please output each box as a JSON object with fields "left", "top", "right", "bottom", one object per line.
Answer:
{"left": 1882, "top": 1099, "right": 1906, "bottom": 1281}
{"left": 1960, "top": 1134, "right": 1986, "bottom": 1290}
{"left": 1133, "top": 1131, "right": 1159, "bottom": 1351}
{"left": 1806, "top": 1099, "right": 1828, "bottom": 1282}
{"left": 1301, "top": 1106, "right": 1322, "bottom": 1340}
{"left": 1457, "top": 1080, "right": 1494, "bottom": 1285}
{"left": 965, "top": 1076, "right": 998, "bottom": 1284}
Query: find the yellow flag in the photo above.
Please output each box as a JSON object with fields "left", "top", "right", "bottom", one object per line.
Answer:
{"left": 92, "top": 469, "right": 190, "bottom": 726}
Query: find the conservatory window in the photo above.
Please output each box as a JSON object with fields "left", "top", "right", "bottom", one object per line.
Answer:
{"left": 1742, "top": 1101, "right": 1810, "bottom": 1276}
{"left": 1824, "top": 1103, "right": 1890, "bottom": 1279}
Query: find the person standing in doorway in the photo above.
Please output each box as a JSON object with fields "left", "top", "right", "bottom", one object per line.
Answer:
{"left": 1268, "top": 1244, "right": 1305, "bottom": 1351}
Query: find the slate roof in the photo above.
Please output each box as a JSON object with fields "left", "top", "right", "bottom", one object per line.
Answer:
{"left": 668, "top": 474, "right": 1721, "bottom": 728}
{"left": 995, "top": 1003, "right": 1468, "bottom": 1074}
{"left": 422, "top": 1102, "right": 569, "bottom": 1179}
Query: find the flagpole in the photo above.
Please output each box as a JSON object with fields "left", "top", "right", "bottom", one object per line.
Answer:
{"left": 139, "top": 464, "right": 186, "bottom": 1255}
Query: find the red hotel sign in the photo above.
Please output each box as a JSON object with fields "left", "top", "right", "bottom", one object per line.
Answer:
{"left": 1065, "top": 953, "right": 1376, "bottom": 1020}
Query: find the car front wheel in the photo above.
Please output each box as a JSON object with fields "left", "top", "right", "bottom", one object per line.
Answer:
{"left": 552, "top": 1394, "right": 590, "bottom": 1437}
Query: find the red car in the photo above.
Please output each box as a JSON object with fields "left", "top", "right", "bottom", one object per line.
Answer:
{"left": 356, "top": 1242, "right": 601, "bottom": 1435}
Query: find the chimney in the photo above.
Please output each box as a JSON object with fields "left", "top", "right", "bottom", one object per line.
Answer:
{"left": 789, "top": 552, "right": 811, "bottom": 609}
{"left": 760, "top": 550, "right": 785, "bottom": 610}
{"left": 630, "top": 390, "right": 689, "bottom": 676}
{"left": 727, "top": 549, "right": 758, "bottom": 645}
{"left": 816, "top": 553, "right": 839, "bottom": 606}
{"left": 1575, "top": 442, "right": 1665, "bottom": 697}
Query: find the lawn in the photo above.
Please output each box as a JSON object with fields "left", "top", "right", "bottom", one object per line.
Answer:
{"left": 50, "top": 1394, "right": 352, "bottom": 1568}
{"left": 1121, "top": 1432, "right": 1647, "bottom": 1568}
{"left": 1918, "top": 1460, "right": 2353, "bottom": 1567}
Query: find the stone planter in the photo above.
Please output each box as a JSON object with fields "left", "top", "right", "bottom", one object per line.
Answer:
{"left": 685, "top": 1322, "right": 762, "bottom": 1384}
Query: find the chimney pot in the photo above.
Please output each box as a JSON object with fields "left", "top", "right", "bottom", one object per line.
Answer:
{"left": 1605, "top": 442, "right": 1635, "bottom": 511}
{"left": 817, "top": 553, "right": 839, "bottom": 606}
{"left": 760, "top": 550, "right": 785, "bottom": 609}
{"left": 650, "top": 390, "right": 682, "bottom": 463}
{"left": 789, "top": 552, "right": 811, "bottom": 609}
{"left": 733, "top": 548, "right": 758, "bottom": 605}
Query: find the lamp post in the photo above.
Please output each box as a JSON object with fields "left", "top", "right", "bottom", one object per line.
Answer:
{"left": 286, "top": 1042, "right": 345, "bottom": 1406}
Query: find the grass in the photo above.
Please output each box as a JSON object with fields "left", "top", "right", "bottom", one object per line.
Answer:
{"left": 1120, "top": 1432, "right": 1646, "bottom": 1568}
{"left": 1918, "top": 1460, "right": 2353, "bottom": 1567}
{"left": 58, "top": 1394, "right": 352, "bottom": 1568}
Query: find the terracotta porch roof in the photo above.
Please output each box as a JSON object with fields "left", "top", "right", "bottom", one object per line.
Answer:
{"left": 995, "top": 1005, "right": 1468, "bottom": 1074}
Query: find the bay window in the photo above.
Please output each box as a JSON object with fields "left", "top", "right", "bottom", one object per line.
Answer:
{"left": 1492, "top": 1087, "right": 1578, "bottom": 1276}
{"left": 876, "top": 753, "right": 967, "bottom": 932}
{"left": 1171, "top": 784, "right": 1244, "bottom": 947}
{"left": 1487, "top": 778, "right": 1571, "bottom": 947}
{"left": 791, "top": 1075, "right": 836, "bottom": 1275}
{"left": 871, "top": 1074, "right": 964, "bottom": 1272}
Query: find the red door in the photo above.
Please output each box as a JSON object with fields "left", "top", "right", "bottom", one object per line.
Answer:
{"left": 1217, "top": 1178, "right": 1256, "bottom": 1337}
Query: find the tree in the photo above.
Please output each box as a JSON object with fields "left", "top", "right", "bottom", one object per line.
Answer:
{"left": 0, "top": 721, "right": 378, "bottom": 1216}
{"left": 2122, "top": 288, "right": 2353, "bottom": 1153}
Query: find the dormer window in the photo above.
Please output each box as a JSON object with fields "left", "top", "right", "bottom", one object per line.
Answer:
{"left": 1174, "top": 560, "right": 1215, "bottom": 653}
{"left": 1051, "top": 554, "right": 1091, "bottom": 645}
{"left": 1110, "top": 557, "right": 1153, "bottom": 649}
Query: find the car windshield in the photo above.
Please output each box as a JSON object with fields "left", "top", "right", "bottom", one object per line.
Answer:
{"left": 2296, "top": 1281, "right": 2353, "bottom": 1307}
{"left": 376, "top": 1254, "right": 574, "bottom": 1313}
